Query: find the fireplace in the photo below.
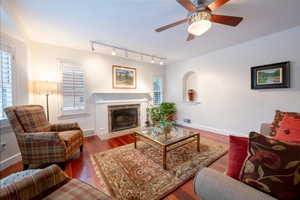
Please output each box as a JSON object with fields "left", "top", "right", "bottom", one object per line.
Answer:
{"left": 108, "top": 104, "right": 140, "bottom": 132}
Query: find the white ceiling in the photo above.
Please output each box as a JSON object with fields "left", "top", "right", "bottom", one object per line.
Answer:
{"left": 13, "top": 0, "right": 300, "bottom": 63}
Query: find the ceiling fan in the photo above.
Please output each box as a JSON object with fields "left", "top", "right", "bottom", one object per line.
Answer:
{"left": 155, "top": 0, "right": 243, "bottom": 41}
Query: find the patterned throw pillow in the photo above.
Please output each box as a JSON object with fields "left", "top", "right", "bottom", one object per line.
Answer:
{"left": 240, "top": 132, "right": 300, "bottom": 200}
{"left": 15, "top": 106, "right": 51, "bottom": 132}
{"left": 271, "top": 110, "right": 300, "bottom": 136}
{"left": 275, "top": 114, "right": 300, "bottom": 144}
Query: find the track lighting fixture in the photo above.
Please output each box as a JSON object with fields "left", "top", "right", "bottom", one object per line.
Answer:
{"left": 111, "top": 48, "right": 116, "bottom": 56}
{"left": 91, "top": 43, "right": 95, "bottom": 51}
{"left": 90, "top": 41, "right": 166, "bottom": 65}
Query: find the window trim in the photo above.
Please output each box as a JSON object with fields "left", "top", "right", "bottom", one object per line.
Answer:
{"left": 58, "top": 59, "right": 87, "bottom": 117}
{"left": 0, "top": 44, "right": 15, "bottom": 125}
{"left": 152, "top": 77, "right": 163, "bottom": 105}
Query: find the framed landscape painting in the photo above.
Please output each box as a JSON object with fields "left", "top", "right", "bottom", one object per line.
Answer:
{"left": 113, "top": 65, "right": 136, "bottom": 89}
{"left": 251, "top": 61, "right": 290, "bottom": 89}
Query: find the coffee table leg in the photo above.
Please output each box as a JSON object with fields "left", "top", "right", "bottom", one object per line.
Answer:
{"left": 197, "top": 134, "right": 200, "bottom": 152}
{"left": 163, "top": 146, "right": 167, "bottom": 170}
{"left": 134, "top": 133, "right": 137, "bottom": 149}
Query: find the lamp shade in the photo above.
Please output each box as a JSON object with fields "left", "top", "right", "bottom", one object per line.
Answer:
{"left": 31, "top": 80, "right": 57, "bottom": 95}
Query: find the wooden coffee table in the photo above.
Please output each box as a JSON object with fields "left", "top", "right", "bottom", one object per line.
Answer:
{"left": 134, "top": 127, "right": 200, "bottom": 170}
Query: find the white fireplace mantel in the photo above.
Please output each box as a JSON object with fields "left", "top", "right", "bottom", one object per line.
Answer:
{"left": 96, "top": 98, "right": 149, "bottom": 105}
{"left": 92, "top": 89, "right": 151, "bottom": 95}
{"left": 93, "top": 94, "right": 150, "bottom": 136}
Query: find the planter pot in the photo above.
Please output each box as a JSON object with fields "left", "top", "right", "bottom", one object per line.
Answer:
{"left": 163, "top": 127, "right": 171, "bottom": 134}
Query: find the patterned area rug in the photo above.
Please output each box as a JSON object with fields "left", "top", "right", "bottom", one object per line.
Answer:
{"left": 90, "top": 137, "right": 228, "bottom": 200}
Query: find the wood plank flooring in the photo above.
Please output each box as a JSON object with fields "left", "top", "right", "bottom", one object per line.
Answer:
{"left": 0, "top": 128, "right": 229, "bottom": 200}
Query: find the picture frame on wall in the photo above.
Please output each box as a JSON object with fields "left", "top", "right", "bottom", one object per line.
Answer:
{"left": 112, "top": 65, "right": 137, "bottom": 89}
{"left": 251, "top": 61, "right": 290, "bottom": 89}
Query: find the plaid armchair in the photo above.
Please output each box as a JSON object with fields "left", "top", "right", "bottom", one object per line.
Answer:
{"left": 4, "top": 105, "right": 84, "bottom": 169}
{"left": 0, "top": 164, "right": 112, "bottom": 200}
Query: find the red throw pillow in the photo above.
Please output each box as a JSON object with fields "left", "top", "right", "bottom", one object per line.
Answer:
{"left": 227, "top": 135, "right": 248, "bottom": 180}
{"left": 275, "top": 114, "right": 300, "bottom": 144}
{"left": 271, "top": 110, "right": 300, "bottom": 136}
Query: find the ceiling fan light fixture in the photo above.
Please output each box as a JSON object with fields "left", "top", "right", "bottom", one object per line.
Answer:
{"left": 187, "top": 11, "right": 212, "bottom": 36}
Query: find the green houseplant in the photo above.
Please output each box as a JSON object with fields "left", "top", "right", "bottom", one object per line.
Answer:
{"left": 147, "top": 102, "right": 176, "bottom": 133}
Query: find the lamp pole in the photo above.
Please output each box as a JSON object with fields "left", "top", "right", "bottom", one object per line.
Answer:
{"left": 46, "top": 93, "right": 50, "bottom": 121}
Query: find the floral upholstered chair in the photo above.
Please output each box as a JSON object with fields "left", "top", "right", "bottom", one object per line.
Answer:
{"left": 4, "top": 105, "right": 84, "bottom": 169}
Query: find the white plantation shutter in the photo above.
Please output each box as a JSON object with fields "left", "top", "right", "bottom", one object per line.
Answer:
{"left": 0, "top": 50, "right": 13, "bottom": 119}
{"left": 153, "top": 78, "right": 163, "bottom": 105}
{"left": 62, "top": 66, "right": 85, "bottom": 111}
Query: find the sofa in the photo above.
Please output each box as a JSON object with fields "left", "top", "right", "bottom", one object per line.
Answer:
{"left": 4, "top": 105, "right": 84, "bottom": 169}
{"left": 194, "top": 123, "right": 278, "bottom": 200}
{"left": 0, "top": 164, "right": 113, "bottom": 200}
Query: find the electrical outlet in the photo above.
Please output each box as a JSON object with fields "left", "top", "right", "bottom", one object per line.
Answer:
{"left": 183, "top": 118, "right": 191, "bottom": 123}
{"left": 0, "top": 143, "right": 6, "bottom": 152}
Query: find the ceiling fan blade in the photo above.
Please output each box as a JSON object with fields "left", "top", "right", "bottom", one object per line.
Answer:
{"left": 208, "top": 0, "right": 231, "bottom": 11}
{"left": 155, "top": 19, "right": 188, "bottom": 32}
{"left": 210, "top": 14, "right": 243, "bottom": 26}
{"left": 176, "top": 0, "right": 197, "bottom": 11}
{"left": 187, "top": 34, "right": 196, "bottom": 41}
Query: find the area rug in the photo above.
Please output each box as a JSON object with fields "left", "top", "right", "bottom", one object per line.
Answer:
{"left": 90, "top": 138, "right": 228, "bottom": 200}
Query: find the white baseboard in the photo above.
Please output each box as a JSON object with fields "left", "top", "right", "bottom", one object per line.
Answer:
{"left": 0, "top": 153, "right": 22, "bottom": 171}
{"left": 83, "top": 129, "right": 95, "bottom": 137}
{"left": 177, "top": 121, "right": 244, "bottom": 137}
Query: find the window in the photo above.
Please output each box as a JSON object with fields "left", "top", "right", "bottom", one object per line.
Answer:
{"left": 153, "top": 78, "right": 163, "bottom": 105}
{"left": 0, "top": 50, "right": 13, "bottom": 120}
{"left": 62, "top": 65, "right": 85, "bottom": 111}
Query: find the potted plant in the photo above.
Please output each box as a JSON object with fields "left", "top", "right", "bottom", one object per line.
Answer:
{"left": 160, "top": 102, "right": 176, "bottom": 121}
{"left": 147, "top": 102, "right": 177, "bottom": 133}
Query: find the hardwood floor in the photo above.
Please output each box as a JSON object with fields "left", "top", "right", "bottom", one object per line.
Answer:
{"left": 0, "top": 129, "right": 229, "bottom": 200}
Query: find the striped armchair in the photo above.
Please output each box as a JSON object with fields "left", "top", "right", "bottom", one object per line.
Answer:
{"left": 4, "top": 105, "right": 84, "bottom": 169}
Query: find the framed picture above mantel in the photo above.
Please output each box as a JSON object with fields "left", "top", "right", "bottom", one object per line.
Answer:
{"left": 251, "top": 61, "right": 290, "bottom": 89}
{"left": 112, "top": 65, "right": 136, "bottom": 89}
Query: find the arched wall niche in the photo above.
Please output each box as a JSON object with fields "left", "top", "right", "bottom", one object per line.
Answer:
{"left": 182, "top": 71, "right": 200, "bottom": 104}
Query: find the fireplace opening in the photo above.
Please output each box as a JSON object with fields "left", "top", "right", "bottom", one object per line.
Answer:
{"left": 108, "top": 104, "right": 140, "bottom": 132}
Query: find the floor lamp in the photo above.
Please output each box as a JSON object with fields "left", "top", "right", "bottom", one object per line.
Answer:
{"left": 32, "top": 81, "right": 57, "bottom": 121}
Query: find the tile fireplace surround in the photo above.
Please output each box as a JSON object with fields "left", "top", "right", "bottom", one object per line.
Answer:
{"left": 93, "top": 91, "right": 150, "bottom": 136}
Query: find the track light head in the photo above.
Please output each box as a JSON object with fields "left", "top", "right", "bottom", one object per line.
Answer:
{"left": 112, "top": 48, "right": 117, "bottom": 56}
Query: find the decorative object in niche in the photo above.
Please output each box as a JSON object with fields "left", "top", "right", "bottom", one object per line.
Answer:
{"left": 113, "top": 65, "right": 136, "bottom": 89}
{"left": 251, "top": 61, "right": 290, "bottom": 89}
{"left": 183, "top": 71, "right": 200, "bottom": 104}
{"left": 188, "top": 89, "right": 196, "bottom": 102}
